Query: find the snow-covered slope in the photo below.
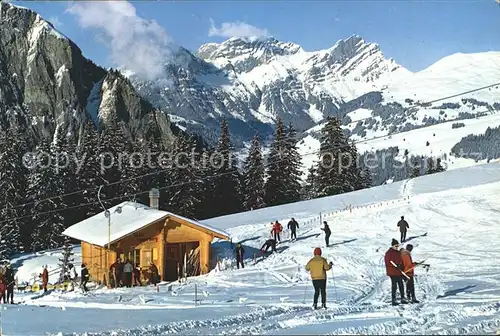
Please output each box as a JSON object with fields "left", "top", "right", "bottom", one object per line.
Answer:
{"left": 7, "top": 162, "right": 500, "bottom": 335}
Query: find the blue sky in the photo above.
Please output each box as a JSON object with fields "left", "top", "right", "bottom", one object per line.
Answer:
{"left": 18, "top": 0, "right": 500, "bottom": 74}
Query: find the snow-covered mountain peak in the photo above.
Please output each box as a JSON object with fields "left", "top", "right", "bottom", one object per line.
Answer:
{"left": 198, "top": 36, "right": 303, "bottom": 61}
{"left": 1, "top": 2, "right": 67, "bottom": 41}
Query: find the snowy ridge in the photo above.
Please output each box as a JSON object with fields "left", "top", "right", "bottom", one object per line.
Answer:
{"left": 8, "top": 162, "right": 500, "bottom": 335}
{"left": 384, "top": 51, "right": 500, "bottom": 104}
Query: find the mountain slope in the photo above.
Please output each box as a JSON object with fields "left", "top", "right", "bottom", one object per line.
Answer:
{"left": 129, "top": 35, "right": 411, "bottom": 146}
{"left": 130, "top": 32, "right": 499, "bottom": 154}
{"left": 0, "top": 2, "right": 178, "bottom": 145}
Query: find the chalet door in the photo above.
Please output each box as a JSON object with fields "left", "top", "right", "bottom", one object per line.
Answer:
{"left": 164, "top": 244, "right": 180, "bottom": 281}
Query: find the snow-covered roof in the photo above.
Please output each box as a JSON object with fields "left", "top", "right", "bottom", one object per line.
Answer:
{"left": 63, "top": 201, "right": 230, "bottom": 247}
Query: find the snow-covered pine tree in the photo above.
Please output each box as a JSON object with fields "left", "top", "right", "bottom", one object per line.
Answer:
{"left": 196, "top": 148, "right": 218, "bottom": 219}
{"left": 264, "top": 119, "right": 286, "bottom": 206}
{"left": 426, "top": 157, "right": 435, "bottom": 174}
{"left": 139, "top": 114, "right": 168, "bottom": 205}
{"left": 0, "top": 128, "right": 29, "bottom": 257}
{"left": 435, "top": 158, "right": 446, "bottom": 173}
{"left": 315, "top": 117, "right": 351, "bottom": 197}
{"left": 58, "top": 235, "right": 74, "bottom": 282}
{"left": 29, "top": 139, "right": 66, "bottom": 251}
{"left": 243, "top": 133, "right": 265, "bottom": 210}
{"left": 264, "top": 119, "right": 303, "bottom": 206}
{"left": 166, "top": 135, "right": 202, "bottom": 218}
{"left": 77, "top": 120, "right": 105, "bottom": 219}
{"left": 301, "top": 165, "right": 318, "bottom": 200}
{"left": 54, "top": 128, "right": 82, "bottom": 227}
{"left": 282, "top": 124, "right": 303, "bottom": 204}
{"left": 344, "top": 141, "right": 364, "bottom": 191}
{"left": 211, "top": 119, "right": 243, "bottom": 217}
{"left": 409, "top": 156, "right": 421, "bottom": 178}
{"left": 360, "top": 166, "right": 373, "bottom": 189}
{"left": 98, "top": 116, "right": 137, "bottom": 205}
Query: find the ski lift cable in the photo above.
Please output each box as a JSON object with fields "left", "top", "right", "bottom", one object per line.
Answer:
{"left": 0, "top": 81, "right": 497, "bottom": 216}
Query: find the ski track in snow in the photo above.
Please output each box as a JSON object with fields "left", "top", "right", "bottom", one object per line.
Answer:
{"left": 10, "top": 166, "right": 500, "bottom": 335}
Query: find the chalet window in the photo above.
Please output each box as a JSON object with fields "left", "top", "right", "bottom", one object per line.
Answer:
{"left": 143, "top": 249, "right": 152, "bottom": 265}
{"left": 152, "top": 247, "right": 158, "bottom": 261}
{"left": 134, "top": 249, "right": 140, "bottom": 266}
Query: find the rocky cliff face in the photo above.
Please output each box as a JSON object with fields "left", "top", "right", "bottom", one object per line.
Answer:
{"left": 0, "top": 2, "right": 178, "bottom": 146}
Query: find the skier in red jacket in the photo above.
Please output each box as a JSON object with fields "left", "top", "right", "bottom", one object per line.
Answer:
{"left": 271, "top": 221, "right": 283, "bottom": 242}
{"left": 384, "top": 239, "right": 408, "bottom": 305}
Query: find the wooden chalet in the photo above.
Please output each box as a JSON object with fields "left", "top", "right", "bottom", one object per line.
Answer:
{"left": 62, "top": 189, "right": 230, "bottom": 284}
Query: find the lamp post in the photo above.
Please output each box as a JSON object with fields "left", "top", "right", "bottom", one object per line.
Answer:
{"left": 97, "top": 186, "right": 110, "bottom": 287}
{"left": 97, "top": 186, "right": 122, "bottom": 288}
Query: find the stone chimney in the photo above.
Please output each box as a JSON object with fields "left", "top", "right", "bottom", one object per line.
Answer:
{"left": 149, "top": 188, "right": 160, "bottom": 209}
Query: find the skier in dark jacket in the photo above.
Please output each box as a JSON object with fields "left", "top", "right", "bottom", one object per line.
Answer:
{"left": 321, "top": 221, "right": 331, "bottom": 247}
{"left": 235, "top": 243, "right": 245, "bottom": 269}
{"left": 133, "top": 263, "right": 141, "bottom": 287}
{"left": 4, "top": 265, "right": 15, "bottom": 304}
{"left": 81, "top": 263, "right": 90, "bottom": 292}
{"left": 397, "top": 216, "right": 409, "bottom": 242}
{"left": 110, "top": 258, "right": 123, "bottom": 288}
{"left": 384, "top": 239, "right": 407, "bottom": 305}
{"left": 287, "top": 218, "right": 299, "bottom": 241}
{"left": 260, "top": 239, "right": 277, "bottom": 253}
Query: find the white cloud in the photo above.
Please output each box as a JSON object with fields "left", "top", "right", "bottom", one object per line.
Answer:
{"left": 66, "top": 1, "right": 173, "bottom": 81}
{"left": 208, "top": 18, "right": 269, "bottom": 38}
{"left": 48, "top": 16, "right": 63, "bottom": 28}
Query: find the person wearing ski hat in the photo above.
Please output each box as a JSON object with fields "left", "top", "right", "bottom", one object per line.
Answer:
{"left": 384, "top": 239, "right": 407, "bottom": 305}
{"left": 81, "top": 263, "right": 90, "bottom": 293}
{"left": 305, "top": 247, "right": 333, "bottom": 309}
{"left": 401, "top": 244, "right": 419, "bottom": 303}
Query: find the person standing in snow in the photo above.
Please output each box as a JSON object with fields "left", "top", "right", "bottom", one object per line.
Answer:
{"left": 384, "top": 239, "right": 407, "bottom": 305}
{"left": 305, "top": 247, "right": 333, "bottom": 309}
{"left": 287, "top": 218, "right": 299, "bottom": 241}
{"left": 0, "top": 275, "right": 6, "bottom": 304}
{"left": 133, "top": 263, "right": 141, "bottom": 287}
{"left": 321, "top": 221, "right": 331, "bottom": 247}
{"left": 39, "top": 265, "right": 49, "bottom": 293}
{"left": 68, "top": 263, "right": 78, "bottom": 281}
{"left": 123, "top": 259, "right": 133, "bottom": 288}
{"left": 80, "top": 263, "right": 90, "bottom": 292}
{"left": 260, "top": 238, "right": 277, "bottom": 253}
{"left": 4, "top": 264, "right": 15, "bottom": 304}
{"left": 271, "top": 221, "right": 283, "bottom": 242}
{"left": 397, "top": 216, "right": 409, "bottom": 242}
{"left": 149, "top": 262, "right": 159, "bottom": 286}
{"left": 235, "top": 243, "right": 245, "bottom": 269}
{"left": 110, "top": 258, "right": 123, "bottom": 288}
{"left": 401, "top": 244, "right": 419, "bottom": 303}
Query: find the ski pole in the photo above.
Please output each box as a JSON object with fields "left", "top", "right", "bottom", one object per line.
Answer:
{"left": 330, "top": 269, "right": 338, "bottom": 301}
{"left": 390, "top": 261, "right": 410, "bottom": 280}
{"left": 302, "top": 284, "right": 308, "bottom": 304}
